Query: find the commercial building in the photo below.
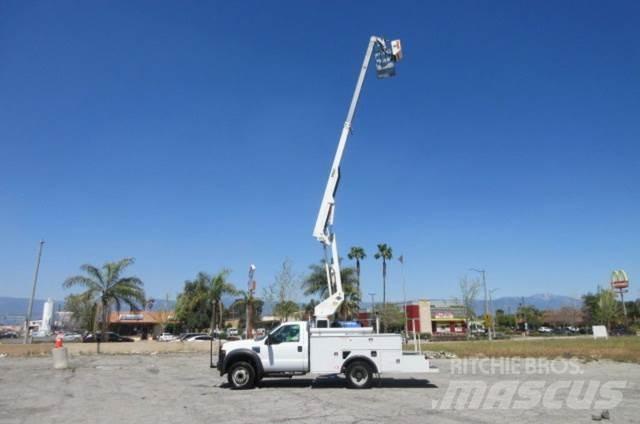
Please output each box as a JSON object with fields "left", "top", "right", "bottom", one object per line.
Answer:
{"left": 405, "top": 299, "right": 468, "bottom": 337}
{"left": 108, "top": 311, "right": 174, "bottom": 338}
{"left": 354, "top": 299, "right": 467, "bottom": 338}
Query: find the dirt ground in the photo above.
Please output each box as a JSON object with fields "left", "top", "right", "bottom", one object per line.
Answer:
{"left": 425, "top": 336, "right": 640, "bottom": 363}
{"left": 1, "top": 353, "right": 639, "bottom": 424}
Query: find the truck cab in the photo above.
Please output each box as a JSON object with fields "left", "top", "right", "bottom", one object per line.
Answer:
{"left": 217, "top": 321, "right": 309, "bottom": 388}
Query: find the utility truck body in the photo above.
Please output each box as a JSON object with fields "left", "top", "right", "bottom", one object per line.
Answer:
{"left": 217, "top": 321, "right": 436, "bottom": 389}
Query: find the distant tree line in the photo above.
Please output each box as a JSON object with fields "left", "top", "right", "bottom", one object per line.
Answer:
{"left": 61, "top": 252, "right": 639, "bottom": 344}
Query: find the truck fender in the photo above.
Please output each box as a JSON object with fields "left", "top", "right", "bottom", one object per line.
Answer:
{"left": 341, "top": 355, "right": 379, "bottom": 374}
{"left": 221, "top": 349, "right": 264, "bottom": 377}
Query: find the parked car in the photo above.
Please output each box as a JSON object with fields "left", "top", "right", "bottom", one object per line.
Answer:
{"left": 0, "top": 331, "right": 18, "bottom": 339}
{"left": 227, "top": 328, "right": 238, "bottom": 336}
{"left": 184, "top": 335, "right": 213, "bottom": 342}
{"left": 83, "top": 332, "right": 134, "bottom": 343}
{"left": 61, "top": 332, "right": 83, "bottom": 342}
{"left": 537, "top": 326, "right": 553, "bottom": 333}
{"left": 158, "top": 333, "right": 178, "bottom": 342}
{"left": 611, "top": 325, "right": 635, "bottom": 336}
{"left": 178, "top": 333, "right": 205, "bottom": 342}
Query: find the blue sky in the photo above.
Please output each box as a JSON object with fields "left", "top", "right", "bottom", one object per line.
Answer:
{"left": 1, "top": 1, "right": 639, "bottom": 304}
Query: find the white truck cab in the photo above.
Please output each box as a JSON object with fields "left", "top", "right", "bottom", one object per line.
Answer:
{"left": 216, "top": 321, "right": 436, "bottom": 389}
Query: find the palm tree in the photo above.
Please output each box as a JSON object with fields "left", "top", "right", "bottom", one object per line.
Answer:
{"left": 63, "top": 258, "right": 145, "bottom": 346}
{"left": 303, "top": 299, "right": 319, "bottom": 320}
{"left": 374, "top": 243, "right": 393, "bottom": 323}
{"left": 303, "top": 261, "right": 361, "bottom": 320}
{"left": 347, "top": 246, "right": 366, "bottom": 292}
{"left": 208, "top": 270, "right": 238, "bottom": 333}
{"left": 175, "top": 273, "right": 212, "bottom": 331}
{"left": 230, "top": 292, "right": 264, "bottom": 337}
{"left": 274, "top": 300, "right": 300, "bottom": 322}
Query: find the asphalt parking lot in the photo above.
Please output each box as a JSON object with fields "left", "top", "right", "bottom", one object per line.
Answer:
{"left": 1, "top": 353, "right": 639, "bottom": 424}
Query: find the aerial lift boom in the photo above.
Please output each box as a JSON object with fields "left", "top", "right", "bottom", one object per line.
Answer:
{"left": 313, "top": 36, "right": 403, "bottom": 327}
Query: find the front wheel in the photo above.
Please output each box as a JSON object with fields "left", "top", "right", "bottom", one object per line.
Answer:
{"left": 227, "top": 361, "right": 256, "bottom": 390}
{"left": 345, "top": 361, "right": 374, "bottom": 389}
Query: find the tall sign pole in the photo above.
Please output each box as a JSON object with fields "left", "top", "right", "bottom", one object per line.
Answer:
{"left": 24, "top": 240, "right": 45, "bottom": 344}
{"left": 610, "top": 270, "right": 629, "bottom": 326}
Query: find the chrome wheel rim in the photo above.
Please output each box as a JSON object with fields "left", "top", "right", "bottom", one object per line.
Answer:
{"left": 232, "top": 368, "right": 249, "bottom": 386}
{"left": 351, "top": 365, "right": 369, "bottom": 386}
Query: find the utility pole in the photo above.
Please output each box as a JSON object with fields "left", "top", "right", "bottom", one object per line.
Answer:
{"left": 368, "top": 293, "right": 376, "bottom": 315}
{"left": 470, "top": 268, "right": 491, "bottom": 341}
{"left": 399, "top": 255, "right": 407, "bottom": 336}
{"left": 24, "top": 240, "right": 45, "bottom": 344}
{"left": 520, "top": 296, "right": 528, "bottom": 336}
{"left": 163, "top": 293, "right": 170, "bottom": 333}
{"left": 246, "top": 265, "right": 256, "bottom": 339}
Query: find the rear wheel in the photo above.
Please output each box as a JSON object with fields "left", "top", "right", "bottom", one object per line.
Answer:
{"left": 345, "top": 361, "right": 374, "bottom": 389}
{"left": 227, "top": 361, "right": 256, "bottom": 390}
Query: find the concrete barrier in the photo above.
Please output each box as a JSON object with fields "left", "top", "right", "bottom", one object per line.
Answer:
{"left": 52, "top": 347, "right": 69, "bottom": 369}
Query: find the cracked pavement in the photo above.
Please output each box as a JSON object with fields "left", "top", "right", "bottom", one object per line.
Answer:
{"left": 1, "top": 353, "right": 639, "bottom": 423}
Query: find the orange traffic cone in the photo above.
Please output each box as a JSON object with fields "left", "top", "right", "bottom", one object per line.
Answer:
{"left": 55, "top": 335, "right": 63, "bottom": 348}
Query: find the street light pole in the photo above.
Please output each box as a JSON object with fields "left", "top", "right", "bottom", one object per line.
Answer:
{"left": 399, "top": 255, "right": 407, "bottom": 336}
{"left": 470, "top": 268, "right": 491, "bottom": 341}
{"left": 24, "top": 240, "right": 45, "bottom": 344}
{"left": 368, "top": 292, "right": 378, "bottom": 333}
{"left": 489, "top": 288, "right": 499, "bottom": 339}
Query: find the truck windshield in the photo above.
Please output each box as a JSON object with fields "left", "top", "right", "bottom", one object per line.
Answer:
{"left": 270, "top": 324, "right": 300, "bottom": 343}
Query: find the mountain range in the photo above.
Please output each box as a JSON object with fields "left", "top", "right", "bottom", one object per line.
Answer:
{"left": 471, "top": 293, "right": 582, "bottom": 316}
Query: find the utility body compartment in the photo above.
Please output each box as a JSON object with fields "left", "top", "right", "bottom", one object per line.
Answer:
{"left": 309, "top": 326, "right": 435, "bottom": 374}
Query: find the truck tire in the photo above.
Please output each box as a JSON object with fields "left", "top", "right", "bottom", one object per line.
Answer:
{"left": 345, "top": 360, "right": 374, "bottom": 389}
{"left": 227, "top": 361, "right": 256, "bottom": 390}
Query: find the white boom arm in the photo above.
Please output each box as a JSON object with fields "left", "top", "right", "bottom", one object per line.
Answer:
{"left": 313, "top": 36, "right": 402, "bottom": 325}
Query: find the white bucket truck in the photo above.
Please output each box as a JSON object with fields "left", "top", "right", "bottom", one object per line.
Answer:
{"left": 215, "top": 36, "right": 437, "bottom": 389}
{"left": 216, "top": 321, "right": 435, "bottom": 389}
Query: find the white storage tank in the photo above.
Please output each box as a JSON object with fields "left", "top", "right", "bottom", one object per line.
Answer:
{"left": 41, "top": 297, "right": 54, "bottom": 335}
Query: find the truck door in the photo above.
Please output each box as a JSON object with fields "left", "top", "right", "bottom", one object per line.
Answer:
{"left": 263, "top": 323, "right": 306, "bottom": 372}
